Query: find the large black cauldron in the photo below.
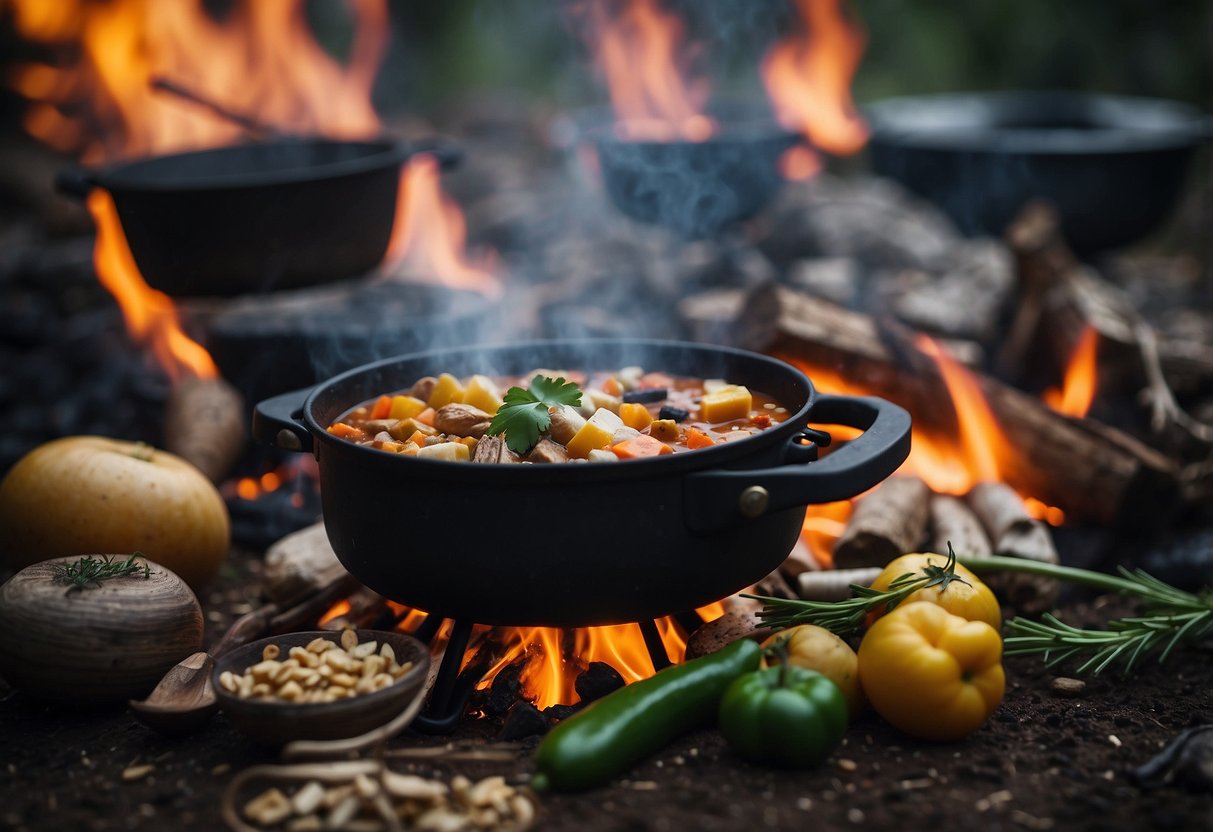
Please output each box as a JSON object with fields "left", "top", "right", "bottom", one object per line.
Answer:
{"left": 253, "top": 339, "right": 911, "bottom": 628}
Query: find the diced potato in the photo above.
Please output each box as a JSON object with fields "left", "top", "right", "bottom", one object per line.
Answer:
{"left": 388, "top": 395, "right": 426, "bottom": 421}
{"left": 416, "top": 441, "right": 470, "bottom": 461}
{"left": 566, "top": 408, "right": 625, "bottom": 459}
{"left": 619, "top": 402, "right": 653, "bottom": 430}
{"left": 462, "top": 375, "right": 503, "bottom": 415}
{"left": 548, "top": 405, "right": 586, "bottom": 445}
{"left": 617, "top": 366, "right": 644, "bottom": 390}
{"left": 427, "top": 373, "right": 465, "bottom": 409}
{"left": 612, "top": 426, "right": 641, "bottom": 445}
{"left": 587, "top": 389, "right": 622, "bottom": 414}
{"left": 703, "top": 379, "right": 729, "bottom": 394}
{"left": 587, "top": 449, "right": 619, "bottom": 463}
{"left": 700, "top": 385, "right": 752, "bottom": 422}
{"left": 388, "top": 418, "right": 437, "bottom": 441}
{"left": 649, "top": 419, "right": 679, "bottom": 442}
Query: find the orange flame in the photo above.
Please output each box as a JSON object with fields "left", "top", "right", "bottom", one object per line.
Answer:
{"left": 762, "top": 0, "right": 868, "bottom": 177}
{"left": 462, "top": 601, "right": 725, "bottom": 709}
{"left": 374, "top": 601, "right": 725, "bottom": 711}
{"left": 6, "top": 0, "right": 386, "bottom": 163}
{"left": 791, "top": 333, "right": 1079, "bottom": 565}
{"left": 1044, "top": 325, "right": 1099, "bottom": 418}
{"left": 86, "top": 189, "right": 216, "bottom": 381}
{"left": 576, "top": 0, "right": 714, "bottom": 141}
{"left": 384, "top": 155, "right": 501, "bottom": 296}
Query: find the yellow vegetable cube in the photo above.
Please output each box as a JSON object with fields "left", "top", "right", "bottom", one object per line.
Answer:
{"left": 416, "top": 441, "right": 470, "bottom": 461}
{"left": 566, "top": 408, "right": 624, "bottom": 459}
{"left": 427, "top": 373, "right": 465, "bottom": 409}
{"left": 700, "top": 385, "right": 752, "bottom": 423}
{"left": 649, "top": 419, "right": 679, "bottom": 442}
{"left": 462, "top": 375, "right": 503, "bottom": 415}
{"left": 619, "top": 402, "right": 653, "bottom": 430}
{"left": 388, "top": 395, "right": 426, "bottom": 421}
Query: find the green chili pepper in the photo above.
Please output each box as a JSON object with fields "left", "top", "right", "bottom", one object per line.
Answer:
{"left": 531, "top": 639, "right": 762, "bottom": 792}
{"left": 717, "top": 662, "right": 848, "bottom": 769}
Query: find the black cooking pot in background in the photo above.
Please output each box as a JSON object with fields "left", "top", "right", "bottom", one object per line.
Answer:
{"left": 253, "top": 339, "right": 911, "bottom": 628}
{"left": 56, "top": 137, "right": 460, "bottom": 296}
{"left": 580, "top": 103, "right": 800, "bottom": 238}
{"left": 865, "top": 91, "right": 1212, "bottom": 254}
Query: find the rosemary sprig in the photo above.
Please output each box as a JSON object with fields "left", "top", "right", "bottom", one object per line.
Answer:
{"left": 52, "top": 553, "right": 151, "bottom": 592}
{"left": 961, "top": 555, "right": 1213, "bottom": 675}
{"left": 746, "top": 544, "right": 971, "bottom": 636}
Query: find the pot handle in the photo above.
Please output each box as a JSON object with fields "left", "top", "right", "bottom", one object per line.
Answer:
{"left": 55, "top": 169, "right": 99, "bottom": 200}
{"left": 252, "top": 387, "right": 315, "bottom": 454}
{"left": 683, "top": 394, "right": 911, "bottom": 533}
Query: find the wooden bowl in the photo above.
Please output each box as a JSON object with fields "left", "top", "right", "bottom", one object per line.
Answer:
{"left": 212, "top": 630, "right": 429, "bottom": 745}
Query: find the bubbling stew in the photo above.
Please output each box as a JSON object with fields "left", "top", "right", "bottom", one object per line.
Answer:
{"left": 326, "top": 367, "right": 791, "bottom": 463}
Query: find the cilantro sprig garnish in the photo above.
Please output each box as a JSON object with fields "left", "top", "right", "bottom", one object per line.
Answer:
{"left": 486, "top": 375, "right": 583, "bottom": 454}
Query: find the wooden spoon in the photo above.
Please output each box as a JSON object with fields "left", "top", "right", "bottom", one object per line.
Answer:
{"left": 128, "top": 573, "right": 362, "bottom": 735}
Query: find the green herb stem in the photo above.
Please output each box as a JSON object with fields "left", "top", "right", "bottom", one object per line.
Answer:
{"left": 52, "top": 553, "right": 151, "bottom": 592}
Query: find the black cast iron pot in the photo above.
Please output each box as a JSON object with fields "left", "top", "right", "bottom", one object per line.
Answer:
{"left": 253, "top": 339, "right": 910, "bottom": 628}
{"left": 865, "top": 91, "right": 1212, "bottom": 255}
{"left": 56, "top": 136, "right": 459, "bottom": 296}
{"left": 581, "top": 103, "right": 800, "bottom": 238}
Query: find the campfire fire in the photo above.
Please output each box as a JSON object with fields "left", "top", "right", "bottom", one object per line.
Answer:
{"left": 574, "top": 0, "right": 714, "bottom": 141}
{"left": 791, "top": 325, "right": 1098, "bottom": 566}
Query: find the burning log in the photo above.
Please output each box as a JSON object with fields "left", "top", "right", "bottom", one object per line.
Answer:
{"left": 163, "top": 376, "right": 245, "bottom": 483}
{"left": 929, "top": 494, "right": 992, "bottom": 560}
{"left": 967, "top": 482, "right": 1060, "bottom": 613}
{"left": 1003, "top": 202, "right": 1213, "bottom": 452}
{"left": 263, "top": 522, "right": 351, "bottom": 607}
{"left": 740, "top": 283, "right": 1180, "bottom": 526}
{"left": 831, "top": 476, "right": 930, "bottom": 569}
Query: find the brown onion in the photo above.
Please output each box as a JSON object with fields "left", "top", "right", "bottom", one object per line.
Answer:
{"left": 0, "top": 557, "right": 203, "bottom": 704}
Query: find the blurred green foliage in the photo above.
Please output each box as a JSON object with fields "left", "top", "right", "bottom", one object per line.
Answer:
{"left": 374, "top": 0, "right": 1211, "bottom": 113}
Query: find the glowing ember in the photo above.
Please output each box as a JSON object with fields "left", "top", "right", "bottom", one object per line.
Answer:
{"left": 762, "top": 0, "right": 868, "bottom": 177}
{"left": 5, "top": 0, "right": 386, "bottom": 163}
{"left": 384, "top": 155, "right": 501, "bottom": 296}
{"left": 1044, "top": 325, "right": 1099, "bottom": 418}
{"left": 360, "top": 602, "right": 726, "bottom": 711}
{"left": 575, "top": 0, "right": 714, "bottom": 141}
{"left": 460, "top": 601, "right": 726, "bottom": 710}
{"left": 221, "top": 456, "right": 319, "bottom": 509}
{"left": 86, "top": 189, "right": 216, "bottom": 381}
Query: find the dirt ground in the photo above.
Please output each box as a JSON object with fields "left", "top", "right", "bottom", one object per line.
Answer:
{"left": 1, "top": 550, "right": 1211, "bottom": 832}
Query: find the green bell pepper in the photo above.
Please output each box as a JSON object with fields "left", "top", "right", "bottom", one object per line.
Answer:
{"left": 718, "top": 662, "right": 848, "bottom": 768}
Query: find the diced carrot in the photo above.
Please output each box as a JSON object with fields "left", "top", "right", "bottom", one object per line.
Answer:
{"left": 610, "top": 434, "right": 674, "bottom": 459}
{"left": 369, "top": 395, "right": 393, "bottom": 420}
{"left": 619, "top": 402, "right": 654, "bottom": 430}
{"left": 751, "top": 413, "right": 772, "bottom": 428}
{"left": 686, "top": 426, "right": 716, "bottom": 449}
{"left": 602, "top": 375, "right": 623, "bottom": 397}
{"left": 416, "top": 407, "right": 436, "bottom": 426}
{"left": 406, "top": 430, "right": 428, "bottom": 447}
{"left": 327, "top": 423, "right": 365, "bottom": 440}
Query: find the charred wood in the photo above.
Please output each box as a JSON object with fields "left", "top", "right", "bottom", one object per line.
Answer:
{"left": 163, "top": 376, "right": 245, "bottom": 483}
{"left": 740, "top": 283, "right": 1180, "bottom": 526}
{"left": 832, "top": 476, "right": 930, "bottom": 569}
{"left": 967, "top": 482, "right": 1061, "bottom": 613}
{"left": 929, "top": 494, "right": 993, "bottom": 560}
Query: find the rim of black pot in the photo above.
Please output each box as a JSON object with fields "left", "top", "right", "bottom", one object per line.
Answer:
{"left": 302, "top": 338, "right": 820, "bottom": 484}
{"left": 93, "top": 136, "right": 415, "bottom": 192}
{"left": 576, "top": 102, "right": 801, "bottom": 148}
{"left": 864, "top": 90, "right": 1204, "bottom": 155}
